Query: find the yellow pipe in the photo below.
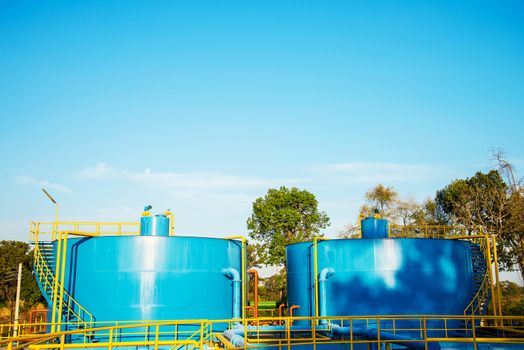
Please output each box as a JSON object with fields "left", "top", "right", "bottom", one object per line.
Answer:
{"left": 313, "top": 237, "right": 329, "bottom": 321}
{"left": 163, "top": 210, "right": 175, "bottom": 236}
{"left": 57, "top": 233, "right": 69, "bottom": 332}
{"left": 483, "top": 235, "right": 497, "bottom": 318}
{"left": 490, "top": 235, "right": 503, "bottom": 319}
{"left": 51, "top": 234, "right": 62, "bottom": 333}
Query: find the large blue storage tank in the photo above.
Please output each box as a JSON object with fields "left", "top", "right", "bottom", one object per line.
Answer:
{"left": 286, "top": 218, "right": 482, "bottom": 324}
{"left": 54, "top": 236, "right": 243, "bottom": 323}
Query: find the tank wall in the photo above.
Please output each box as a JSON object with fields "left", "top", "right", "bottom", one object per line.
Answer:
{"left": 287, "top": 238, "right": 475, "bottom": 317}
{"left": 55, "top": 236, "right": 242, "bottom": 322}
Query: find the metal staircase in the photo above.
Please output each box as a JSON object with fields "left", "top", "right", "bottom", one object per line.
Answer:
{"left": 464, "top": 241, "right": 492, "bottom": 316}
{"left": 33, "top": 240, "right": 94, "bottom": 331}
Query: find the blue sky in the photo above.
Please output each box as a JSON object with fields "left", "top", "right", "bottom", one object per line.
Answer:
{"left": 1, "top": 0, "right": 523, "bottom": 271}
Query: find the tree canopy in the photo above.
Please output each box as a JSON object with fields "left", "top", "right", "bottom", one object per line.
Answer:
{"left": 247, "top": 186, "right": 330, "bottom": 265}
{"left": 435, "top": 170, "right": 524, "bottom": 280}
{"left": 0, "top": 241, "right": 44, "bottom": 321}
{"left": 363, "top": 184, "right": 398, "bottom": 216}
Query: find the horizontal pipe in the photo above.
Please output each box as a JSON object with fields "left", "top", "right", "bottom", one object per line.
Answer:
{"left": 227, "top": 323, "right": 329, "bottom": 336}
{"left": 223, "top": 329, "right": 246, "bottom": 347}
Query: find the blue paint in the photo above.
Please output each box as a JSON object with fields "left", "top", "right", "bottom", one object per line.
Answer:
{"left": 53, "top": 236, "right": 243, "bottom": 327}
{"left": 361, "top": 217, "right": 389, "bottom": 238}
{"left": 287, "top": 238, "right": 476, "bottom": 318}
{"left": 140, "top": 215, "right": 170, "bottom": 236}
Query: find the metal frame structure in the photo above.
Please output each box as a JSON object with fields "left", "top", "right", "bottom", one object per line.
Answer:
{"left": 2, "top": 315, "right": 524, "bottom": 349}
{"left": 17, "top": 220, "right": 517, "bottom": 350}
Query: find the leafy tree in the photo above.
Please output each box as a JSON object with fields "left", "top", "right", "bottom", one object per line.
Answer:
{"left": 337, "top": 223, "right": 360, "bottom": 239}
{"left": 435, "top": 170, "right": 524, "bottom": 280}
{"left": 393, "top": 198, "right": 420, "bottom": 226}
{"left": 0, "top": 241, "right": 44, "bottom": 321}
{"left": 411, "top": 199, "right": 445, "bottom": 225}
{"left": 362, "top": 184, "right": 398, "bottom": 218}
{"left": 258, "top": 270, "right": 287, "bottom": 303}
{"left": 247, "top": 187, "right": 330, "bottom": 266}
{"left": 500, "top": 281, "right": 524, "bottom": 317}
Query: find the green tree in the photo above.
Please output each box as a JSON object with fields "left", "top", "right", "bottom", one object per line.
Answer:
{"left": 500, "top": 281, "right": 524, "bottom": 318}
{"left": 247, "top": 186, "right": 330, "bottom": 265}
{"left": 435, "top": 170, "right": 524, "bottom": 280}
{"left": 411, "top": 199, "right": 445, "bottom": 225}
{"left": 0, "top": 241, "right": 44, "bottom": 321}
{"left": 259, "top": 270, "right": 287, "bottom": 303}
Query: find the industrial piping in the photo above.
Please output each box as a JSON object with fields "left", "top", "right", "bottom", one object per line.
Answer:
{"left": 318, "top": 267, "right": 334, "bottom": 324}
{"left": 329, "top": 324, "right": 441, "bottom": 350}
{"left": 221, "top": 267, "right": 241, "bottom": 321}
{"left": 317, "top": 266, "right": 441, "bottom": 350}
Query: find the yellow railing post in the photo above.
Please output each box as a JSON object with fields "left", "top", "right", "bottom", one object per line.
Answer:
{"left": 483, "top": 236, "right": 496, "bottom": 317}
{"left": 199, "top": 322, "right": 203, "bottom": 350}
{"left": 490, "top": 235, "right": 503, "bottom": 320}
{"left": 376, "top": 316, "right": 381, "bottom": 350}
{"left": 57, "top": 232, "right": 69, "bottom": 334}
{"left": 51, "top": 233, "right": 62, "bottom": 333}
{"left": 423, "top": 316, "right": 428, "bottom": 350}
{"left": 108, "top": 328, "right": 113, "bottom": 350}
{"left": 155, "top": 323, "right": 159, "bottom": 350}
{"left": 313, "top": 237, "right": 329, "bottom": 321}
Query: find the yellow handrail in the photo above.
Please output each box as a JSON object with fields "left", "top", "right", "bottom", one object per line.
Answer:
{"left": 32, "top": 226, "right": 95, "bottom": 333}
{"left": 2, "top": 315, "right": 524, "bottom": 349}
{"left": 29, "top": 221, "right": 140, "bottom": 242}
{"left": 33, "top": 247, "right": 93, "bottom": 325}
{"left": 313, "top": 236, "right": 330, "bottom": 321}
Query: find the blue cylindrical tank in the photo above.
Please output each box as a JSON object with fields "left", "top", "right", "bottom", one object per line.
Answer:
{"left": 287, "top": 238, "right": 476, "bottom": 319}
{"left": 140, "top": 214, "right": 170, "bottom": 236}
{"left": 361, "top": 217, "right": 388, "bottom": 238}
{"left": 54, "top": 236, "right": 243, "bottom": 324}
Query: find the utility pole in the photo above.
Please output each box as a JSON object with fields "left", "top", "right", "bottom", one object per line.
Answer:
{"left": 13, "top": 263, "right": 22, "bottom": 337}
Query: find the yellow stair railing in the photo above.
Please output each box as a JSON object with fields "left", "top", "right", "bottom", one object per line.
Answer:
{"left": 2, "top": 316, "right": 524, "bottom": 350}
{"left": 463, "top": 236, "right": 491, "bottom": 316}
{"left": 31, "top": 223, "right": 100, "bottom": 333}
{"left": 33, "top": 243, "right": 94, "bottom": 330}
{"left": 29, "top": 221, "right": 141, "bottom": 334}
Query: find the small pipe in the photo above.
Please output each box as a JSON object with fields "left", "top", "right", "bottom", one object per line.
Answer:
{"left": 248, "top": 269, "right": 259, "bottom": 318}
{"left": 221, "top": 267, "right": 241, "bottom": 321}
{"left": 318, "top": 267, "right": 334, "bottom": 324}
{"left": 288, "top": 305, "right": 300, "bottom": 325}
{"left": 163, "top": 210, "right": 175, "bottom": 236}
{"left": 278, "top": 304, "right": 286, "bottom": 325}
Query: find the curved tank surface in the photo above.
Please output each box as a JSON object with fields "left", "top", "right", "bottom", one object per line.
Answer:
{"left": 287, "top": 238, "right": 476, "bottom": 318}
{"left": 53, "top": 236, "right": 243, "bottom": 322}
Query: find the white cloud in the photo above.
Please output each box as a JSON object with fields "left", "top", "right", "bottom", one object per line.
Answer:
{"left": 14, "top": 175, "right": 72, "bottom": 194}
{"left": 76, "top": 162, "right": 119, "bottom": 178}
{"left": 77, "top": 163, "right": 300, "bottom": 190}
{"left": 312, "top": 162, "right": 444, "bottom": 184}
